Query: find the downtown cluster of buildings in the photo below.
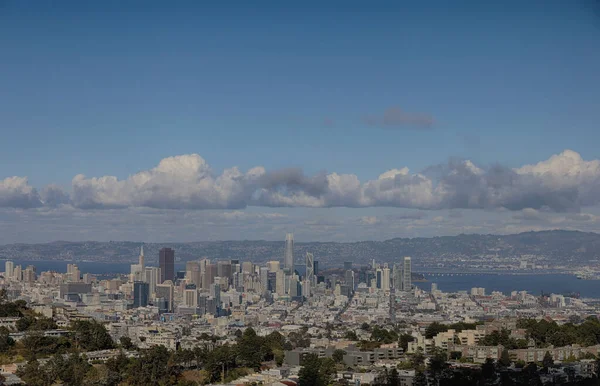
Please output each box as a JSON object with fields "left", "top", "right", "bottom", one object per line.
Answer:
{"left": 3, "top": 234, "right": 412, "bottom": 318}
{"left": 4, "top": 233, "right": 600, "bottom": 385}
{"left": 2, "top": 232, "right": 414, "bottom": 319}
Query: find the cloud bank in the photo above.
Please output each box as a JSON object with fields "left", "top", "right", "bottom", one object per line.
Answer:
{"left": 2, "top": 149, "right": 600, "bottom": 212}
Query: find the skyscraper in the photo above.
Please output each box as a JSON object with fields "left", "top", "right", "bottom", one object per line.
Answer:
{"left": 382, "top": 264, "right": 391, "bottom": 291}
{"left": 305, "top": 252, "right": 315, "bottom": 285}
{"left": 217, "top": 261, "right": 233, "bottom": 286}
{"left": 155, "top": 283, "right": 174, "bottom": 312}
{"left": 345, "top": 269, "right": 355, "bottom": 291}
{"left": 403, "top": 257, "right": 412, "bottom": 291}
{"left": 133, "top": 281, "right": 149, "bottom": 308}
{"left": 144, "top": 267, "right": 161, "bottom": 297}
{"left": 393, "top": 263, "right": 403, "bottom": 290}
{"left": 304, "top": 252, "right": 315, "bottom": 297}
{"left": 4, "top": 261, "right": 13, "bottom": 279}
{"left": 159, "top": 248, "right": 175, "bottom": 283}
{"left": 202, "top": 264, "right": 217, "bottom": 290}
{"left": 284, "top": 233, "right": 294, "bottom": 272}
{"left": 186, "top": 261, "right": 201, "bottom": 287}
{"left": 139, "top": 245, "right": 145, "bottom": 270}
{"left": 267, "top": 261, "right": 280, "bottom": 272}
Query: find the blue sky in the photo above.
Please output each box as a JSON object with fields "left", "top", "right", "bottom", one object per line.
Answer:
{"left": 0, "top": 1, "right": 599, "bottom": 242}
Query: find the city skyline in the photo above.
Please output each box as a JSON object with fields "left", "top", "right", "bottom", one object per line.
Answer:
{"left": 2, "top": 2, "right": 600, "bottom": 385}
{"left": 1, "top": 1, "right": 599, "bottom": 243}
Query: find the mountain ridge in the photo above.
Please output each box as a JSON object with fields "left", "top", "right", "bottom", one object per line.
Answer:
{"left": 1, "top": 230, "right": 599, "bottom": 268}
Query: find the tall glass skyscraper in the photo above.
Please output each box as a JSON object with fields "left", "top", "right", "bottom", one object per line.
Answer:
{"left": 403, "top": 256, "right": 412, "bottom": 291}
{"left": 305, "top": 252, "right": 315, "bottom": 280}
{"left": 133, "top": 281, "right": 149, "bottom": 308}
{"left": 284, "top": 233, "right": 294, "bottom": 272}
{"left": 159, "top": 247, "right": 175, "bottom": 283}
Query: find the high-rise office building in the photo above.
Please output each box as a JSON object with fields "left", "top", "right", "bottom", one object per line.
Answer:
{"left": 276, "top": 270, "right": 286, "bottom": 296}
{"left": 305, "top": 252, "right": 315, "bottom": 285}
{"left": 13, "top": 265, "right": 22, "bottom": 281}
{"left": 184, "top": 289, "right": 198, "bottom": 307}
{"left": 376, "top": 268, "right": 382, "bottom": 289}
{"left": 267, "top": 261, "right": 280, "bottom": 272}
{"left": 139, "top": 245, "right": 145, "bottom": 270}
{"left": 130, "top": 263, "right": 143, "bottom": 282}
{"left": 202, "top": 264, "right": 217, "bottom": 290}
{"left": 186, "top": 261, "right": 201, "bottom": 287}
{"left": 393, "top": 263, "right": 402, "bottom": 290}
{"left": 217, "top": 261, "right": 233, "bottom": 286}
{"left": 199, "top": 258, "right": 210, "bottom": 274}
{"left": 67, "top": 263, "right": 80, "bottom": 282}
{"left": 259, "top": 267, "right": 269, "bottom": 291}
{"left": 344, "top": 261, "right": 353, "bottom": 271}
{"left": 155, "top": 283, "right": 174, "bottom": 312}
{"left": 289, "top": 276, "right": 301, "bottom": 297}
{"left": 284, "top": 233, "right": 294, "bottom": 272}
{"left": 403, "top": 257, "right": 412, "bottom": 291}
{"left": 133, "top": 281, "right": 149, "bottom": 308}
{"left": 210, "top": 283, "right": 221, "bottom": 307}
{"left": 159, "top": 248, "right": 175, "bottom": 283}
{"left": 4, "top": 261, "right": 13, "bottom": 279}
{"left": 345, "top": 269, "right": 355, "bottom": 291}
{"left": 304, "top": 252, "right": 315, "bottom": 297}
{"left": 145, "top": 267, "right": 161, "bottom": 297}
{"left": 241, "top": 261, "right": 254, "bottom": 274}
{"left": 382, "top": 266, "right": 391, "bottom": 291}
{"left": 23, "top": 265, "right": 36, "bottom": 283}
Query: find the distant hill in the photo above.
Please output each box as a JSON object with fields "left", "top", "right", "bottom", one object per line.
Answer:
{"left": 1, "top": 230, "right": 599, "bottom": 268}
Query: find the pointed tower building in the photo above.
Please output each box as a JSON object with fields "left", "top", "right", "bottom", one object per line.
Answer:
{"left": 139, "top": 245, "right": 145, "bottom": 270}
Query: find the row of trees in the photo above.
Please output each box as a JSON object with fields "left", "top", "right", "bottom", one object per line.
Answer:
{"left": 518, "top": 317, "right": 600, "bottom": 348}
{"left": 375, "top": 349, "right": 600, "bottom": 386}
{"left": 0, "top": 288, "right": 28, "bottom": 317}
{"left": 13, "top": 326, "right": 295, "bottom": 385}
{"left": 10, "top": 320, "right": 115, "bottom": 360}
{"left": 478, "top": 329, "right": 529, "bottom": 349}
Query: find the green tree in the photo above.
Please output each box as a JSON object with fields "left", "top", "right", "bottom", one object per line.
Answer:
{"left": 71, "top": 320, "right": 114, "bottom": 351}
{"left": 413, "top": 371, "right": 427, "bottom": 386}
{"left": 21, "top": 332, "right": 71, "bottom": 359}
{"left": 520, "top": 363, "right": 542, "bottom": 386}
{"left": 332, "top": 349, "right": 346, "bottom": 363}
{"left": 0, "top": 297, "right": 28, "bottom": 317}
{"left": 236, "top": 327, "right": 264, "bottom": 369}
{"left": 288, "top": 331, "right": 310, "bottom": 348}
{"left": 0, "top": 327, "right": 15, "bottom": 352}
{"left": 16, "top": 359, "right": 52, "bottom": 386}
{"left": 499, "top": 348, "right": 511, "bottom": 367}
{"left": 344, "top": 330, "right": 358, "bottom": 340}
{"left": 398, "top": 333, "right": 414, "bottom": 351}
{"left": 119, "top": 335, "right": 136, "bottom": 350}
{"left": 387, "top": 368, "right": 400, "bottom": 386}
{"left": 125, "top": 345, "right": 175, "bottom": 385}
{"left": 411, "top": 348, "right": 425, "bottom": 369}
{"left": 298, "top": 353, "right": 330, "bottom": 386}
{"left": 428, "top": 348, "right": 448, "bottom": 383}
{"left": 425, "top": 322, "right": 448, "bottom": 339}
{"left": 542, "top": 351, "right": 554, "bottom": 370}
{"left": 105, "top": 350, "right": 131, "bottom": 385}
{"left": 46, "top": 352, "right": 91, "bottom": 386}
{"left": 481, "top": 358, "right": 496, "bottom": 381}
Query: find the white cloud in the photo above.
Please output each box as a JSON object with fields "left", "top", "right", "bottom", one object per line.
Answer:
{"left": 0, "top": 176, "right": 42, "bottom": 208}
{"left": 3, "top": 149, "right": 600, "bottom": 213}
